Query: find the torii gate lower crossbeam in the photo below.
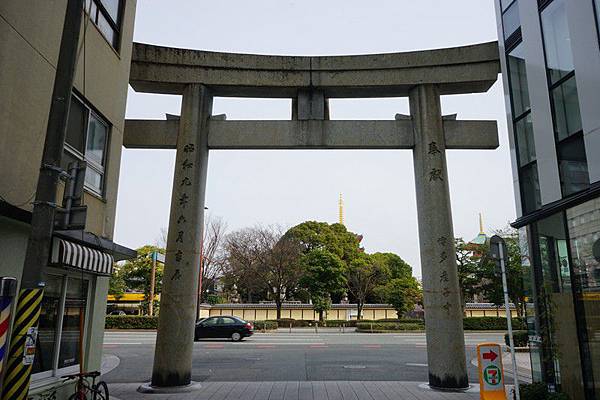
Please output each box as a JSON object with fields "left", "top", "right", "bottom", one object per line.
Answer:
{"left": 126, "top": 40, "right": 501, "bottom": 392}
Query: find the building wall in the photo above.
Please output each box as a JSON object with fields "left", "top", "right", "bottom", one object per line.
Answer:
{"left": 0, "top": 0, "right": 136, "bottom": 239}
{"left": 0, "top": 1, "right": 136, "bottom": 396}
{"left": 495, "top": 1, "right": 600, "bottom": 398}
{"left": 496, "top": 0, "right": 600, "bottom": 218}
{"left": 202, "top": 304, "right": 511, "bottom": 321}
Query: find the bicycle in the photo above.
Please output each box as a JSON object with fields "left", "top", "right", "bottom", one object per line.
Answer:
{"left": 61, "top": 371, "right": 109, "bottom": 400}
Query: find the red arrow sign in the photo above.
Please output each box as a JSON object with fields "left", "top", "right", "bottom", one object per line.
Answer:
{"left": 483, "top": 350, "right": 498, "bottom": 362}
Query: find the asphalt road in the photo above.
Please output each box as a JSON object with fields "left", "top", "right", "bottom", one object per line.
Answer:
{"left": 102, "top": 330, "right": 508, "bottom": 384}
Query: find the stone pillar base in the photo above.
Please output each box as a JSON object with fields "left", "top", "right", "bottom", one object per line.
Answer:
{"left": 137, "top": 381, "right": 202, "bottom": 394}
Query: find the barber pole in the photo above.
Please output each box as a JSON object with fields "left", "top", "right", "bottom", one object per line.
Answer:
{"left": 0, "top": 277, "right": 17, "bottom": 385}
{"left": 0, "top": 297, "right": 11, "bottom": 375}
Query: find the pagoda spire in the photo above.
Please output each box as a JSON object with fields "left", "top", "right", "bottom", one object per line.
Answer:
{"left": 479, "top": 212, "right": 484, "bottom": 234}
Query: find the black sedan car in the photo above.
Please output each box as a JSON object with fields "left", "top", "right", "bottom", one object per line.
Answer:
{"left": 194, "top": 316, "right": 254, "bottom": 341}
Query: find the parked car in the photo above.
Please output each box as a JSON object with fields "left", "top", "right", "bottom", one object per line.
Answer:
{"left": 194, "top": 316, "right": 254, "bottom": 342}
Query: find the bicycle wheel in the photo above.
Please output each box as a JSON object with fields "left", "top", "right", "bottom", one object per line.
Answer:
{"left": 93, "top": 381, "right": 109, "bottom": 400}
{"left": 68, "top": 392, "right": 87, "bottom": 400}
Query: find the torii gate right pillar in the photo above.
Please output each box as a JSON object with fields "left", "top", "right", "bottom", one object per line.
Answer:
{"left": 410, "top": 84, "right": 468, "bottom": 389}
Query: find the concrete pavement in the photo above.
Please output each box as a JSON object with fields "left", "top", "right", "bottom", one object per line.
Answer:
{"left": 102, "top": 330, "right": 530, "bottom": 399}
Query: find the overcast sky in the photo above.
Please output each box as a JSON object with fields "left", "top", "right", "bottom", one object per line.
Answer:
{"left": 114, "top": 0, "right": 514, "bottom": 278}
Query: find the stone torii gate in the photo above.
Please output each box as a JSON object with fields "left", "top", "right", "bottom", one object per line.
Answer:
{"left": 124, "top": 41, "right": 500, "bottom": 391}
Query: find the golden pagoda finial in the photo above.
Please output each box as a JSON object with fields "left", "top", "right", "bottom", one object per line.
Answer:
{"left": 338, "top": 193, "right": 344, "bottom": 225}
{"left": 479, "top": 213, "right": 484, "bottom": 234}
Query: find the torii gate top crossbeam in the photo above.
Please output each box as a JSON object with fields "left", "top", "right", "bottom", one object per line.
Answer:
{"left": 130, "top": 41, "right": 500, "bottom": 97}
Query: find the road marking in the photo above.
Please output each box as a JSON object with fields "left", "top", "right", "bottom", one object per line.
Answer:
{"left": 103, "top": 342, "right": 143, "bottom": 345}
{"left": 406, "top": 363, "right": 428, "bottom": 367}
{"left": 363, "top": 345, "right": 381, "bottom": 348}
{"left": 247, "top": 342, "right": 327, "bottom": 345}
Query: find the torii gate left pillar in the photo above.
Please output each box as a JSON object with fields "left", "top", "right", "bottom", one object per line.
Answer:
{"left": 144, "top": 84, "right": 211, "bottom": 390}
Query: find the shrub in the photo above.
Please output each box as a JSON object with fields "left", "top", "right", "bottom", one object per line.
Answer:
{"left": 505, "top": 330, "right": 529, "bottom": 347}
{"left": 463, "top": 317, "right": 526, "bottom": 331}
{"left": 376, "top": 318, "right": 424, "bottom": 324}
{"left": 321, "top": 320, "right": 359, "bottom": 327}
{"left": 356, "top": 321, "right": 425, "bottom": 332}
{"left": 251, "top": 320, "right": 278, "bottom": 330}
{"left": 516, "top": 383, "right": 569, "bottom": 400}
{"left": 105, "top": 315, "right": 158, "bottom": 329}
{"left": 273, "top": 319, "right": 316, "bottom": 327}
{"left": 546, "top": 394, "right": 569, "bottom": 400}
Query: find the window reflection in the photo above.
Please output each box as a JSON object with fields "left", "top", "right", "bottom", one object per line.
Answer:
{"left": 541, "top": 0, "right": 575, "bottom": 84}
{"left": 508, "top": 43, "right": 530, "bottom": 117}
{"left": 533, "top": 213, "right": 585, "bottom": 397}
{"left": 58, "top": 278, "right": 88, "bottom": 369}
{"left": 567, "top": 198, "right": 600, "bottom": 398}
{"left": 32, "top": 275, "right": 62, "bottom": 374}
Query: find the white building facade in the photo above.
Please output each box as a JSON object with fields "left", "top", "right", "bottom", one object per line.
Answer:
{"left": 494, "top": 1, "right": 600, "bottom": 399}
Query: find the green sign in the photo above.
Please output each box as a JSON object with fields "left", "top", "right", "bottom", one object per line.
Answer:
{"left": 483, "top": 365, "right": 501, "bottom": 386}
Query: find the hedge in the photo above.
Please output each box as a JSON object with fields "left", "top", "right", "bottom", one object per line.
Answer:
{"left": 251, "top": 320, "right": 278, "bottom": 330}
{"left": 105, "top": 315, "right": 158, "bottom": 329}
{"left": 375, "top": 318, "right": 424, "bottom": 324}
{"left": 356, "top": 321, "right": 425, "bottom": 332}
{"left": 505, "top": 330, "right": 529, "bottom": 347}
{"left": 269, "top": 318, "right": 316, "bottom": 327}
{"left": 517, "top": 383, "right": 569, "bottom": 400}
{"left": 462, "top": 317, "right": 526, "bottom": 331}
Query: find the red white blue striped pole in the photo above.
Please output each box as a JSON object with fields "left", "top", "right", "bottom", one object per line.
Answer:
{"left": 0, "top": 278, "right": 17, "bottom": 387}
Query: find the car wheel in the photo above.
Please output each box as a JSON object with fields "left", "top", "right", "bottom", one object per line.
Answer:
{"left": 231, "top": 332, "right": 241, "bottom": 342}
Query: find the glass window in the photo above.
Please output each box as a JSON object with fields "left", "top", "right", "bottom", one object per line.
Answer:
{"left": 32, "top": 275, "right": 63, "bottom": 374}
{"left": 516, "top": 113, "right": 535, "bottom": 166}
{"left": 86, "top": 114, "right": 107, "bottom": 166}
{"left": 64, "top": 95, "right": 109, "bottom": 195}
{"left": 85, "top": 0, "right": 122, "bottom": 49}
{"left": 558, "top": 136, "right": 590, "bottom": 196}
{"left": 58, "top": 278, "right": 88, "bottom": 369}
{"left": 503, "top": 1, "right": 521, "bottom": 40}
{"left": 508, "top": 44, "right": 530, "bottom": 117}
{"left": 501, "top": 0, "right": 516, "bottom": 12}
{"left": 202, "top": 317, "right": 218, "bottom": 326}
{"left": 100, "top": 0, "right": 120, "bottom": 22}
{"left": 541, "top": 0, "right": 575, "bottom": 84}
{"left": 532, "top": 213, "right": 585, "bottom": 398}
{"left": 567, "top": 198, "right": 600, "bottom": 398}
{"left": 520, "top": 162, "right": 541, "bottom": 214}
{"left": 218, "top": 317, "right": 236, "bottom": 325}
{"left": 552, "top": 76, "right": 582, "bottom": 141}
{"left": 65, "top": 97, "right": 86, "bottom": 154}
{"left": 596, "top": 1, "right": 600, "bottom": 40}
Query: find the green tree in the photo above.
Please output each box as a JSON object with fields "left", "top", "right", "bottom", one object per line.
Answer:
{"left": 108, "top": 265, "right": 126, "bottom": 299}
{"left": 371, "top": 252, "right": 412, "bottom": 279}
{"left": 455, "top": 238, "right": 483, "bottom": 309}
{"left": 119, "top": 245, "right": 165, "bottom": 315}
{"left": 225, "top": 226, "right": 303, "bottom": 319}
{"left": 479, "top": 231, "right": 526, "bottom": 317}
{"left": 455, "top": 229, "right": 526, "bottom": 317}
{"left": 346, "top": 253, "right": 386, "bottom": 320}
{"left": 299, "top": 249, "right": 347, "bottom": 321}
{"left": 285, "top": 221, "right": 361, "bottom": 264}
{"left": 377, "top": 277, "right": 422, "bottom": 318}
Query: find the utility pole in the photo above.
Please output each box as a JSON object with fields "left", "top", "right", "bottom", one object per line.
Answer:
{"left": 1, "top": 1, "right": 83, "bottom": 399}
{"left": 490, "top": 234, "right": 521, "bottom": 400}
{"left": 149, "top": 252, "right": 157, "bottom": 317}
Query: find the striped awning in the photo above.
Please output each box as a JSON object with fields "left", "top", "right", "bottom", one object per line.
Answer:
{"left": 51, "top": 238, "right": 114, "bottom": 275}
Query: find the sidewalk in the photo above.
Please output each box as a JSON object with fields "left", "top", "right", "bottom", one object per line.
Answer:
{"left": 109, "top": 381, "right": 483, "bottom": 400}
